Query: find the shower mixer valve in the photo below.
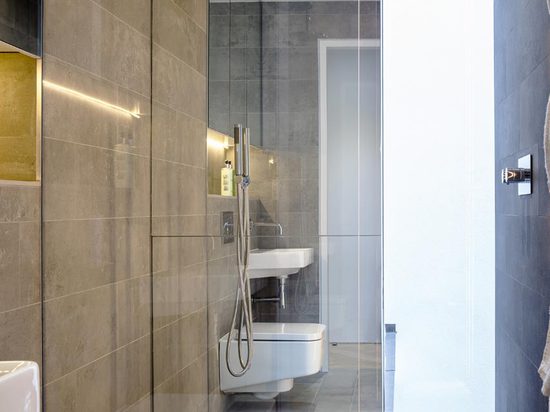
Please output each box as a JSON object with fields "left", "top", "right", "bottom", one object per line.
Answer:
{"left": 500, "top": 154, "right": 532, "bottom": 196}
{"left": 501, "top": 167, "right": 531, "bottom": 184}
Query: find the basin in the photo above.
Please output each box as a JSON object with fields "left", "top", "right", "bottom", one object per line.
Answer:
{"left": 248, "top": 248, "right": 314, "bottom": 279}
{"left": 0, "top": 361, "right": 40, "bottom": 412}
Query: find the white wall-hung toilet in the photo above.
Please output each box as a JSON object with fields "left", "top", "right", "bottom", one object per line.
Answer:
{"left": 219, "top": 322, "right": 326, "bottom": 399}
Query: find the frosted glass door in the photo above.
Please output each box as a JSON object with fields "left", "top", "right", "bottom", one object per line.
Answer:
{"left": 327, "top": 47, "right": 381, "bottom": 343}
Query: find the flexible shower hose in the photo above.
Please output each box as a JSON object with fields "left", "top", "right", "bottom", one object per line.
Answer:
{"left": 225, "top": 177, "right": 254, "bottom": 377}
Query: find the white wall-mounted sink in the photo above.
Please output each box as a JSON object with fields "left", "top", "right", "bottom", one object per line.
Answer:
{"left": 248, "top": 248, "right": 314, "bottom": 279}
{"left": 0, "top": 361, "right": 40, "bottom": 412}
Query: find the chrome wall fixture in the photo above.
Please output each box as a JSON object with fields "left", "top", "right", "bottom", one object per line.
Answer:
{"left": 250, "top": 221, "right": 283, "bottom": 236}
{"left": 221, "top": 211, "right": 234, "bottom": 244}
{"left": 501, "top": 154, "right": 532, "bottom": 196}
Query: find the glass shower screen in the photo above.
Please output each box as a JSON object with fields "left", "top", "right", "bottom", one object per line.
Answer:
{"left": 204, "top": 1, "right": 382, "bottom": 411}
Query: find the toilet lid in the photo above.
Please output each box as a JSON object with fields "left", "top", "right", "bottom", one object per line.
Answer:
{"left": 240, "top": 323, "right": 326, "bottom": 341}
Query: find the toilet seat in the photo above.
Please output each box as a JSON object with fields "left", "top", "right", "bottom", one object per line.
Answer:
{"left": 219, "top": 322, "right": 326, "bottom": 398}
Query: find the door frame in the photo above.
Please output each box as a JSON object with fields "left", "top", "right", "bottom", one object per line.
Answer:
{"left": 318, "top": 38, "right": 381, "bottom": 371}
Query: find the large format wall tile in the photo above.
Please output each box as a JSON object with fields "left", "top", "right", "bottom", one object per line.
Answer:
{"left": 174, "top": 0, "right": 208, "bottom": 31}
{"left": 44, "top": 0, "right": 150, "bottom": 96}
{"left": 43, "top": 138, "right": 150, "bottom": 221}
{"left": 0, "top": 303, "right": 41, "bottom": 363}
{"left": 154, "top": 354, "right": 208, "bottom": 412}
{"left": 153, "top": 237, "right": 207, "bottom": 329}
{"left": 152, "top": 236, "right": 208, "bottom": 410}
{"left": 0, "top": 183, "right": 41, "bottom": 367}
{"left": 94, "top": 0, "right": 152, "bottom": 37}
{"left": 44, "top": 275, "right": 150, "bottom": 382}
{"left": 43, "top": 56, "right": 151, "bottom": 157}
{"left": 154, "top": 0, "right": 207, "bottom": 75}
{"left": 0, "top": 185, "right": 40, "bottom": 221}
{"left": 42, "top": 0, "right": 152, "bottom": 409}
{"left": 152, "top": 103, "right": 206, "bottom": 167}
{"left": 153, "top": 309, "right": 207, "bottom": 385}
{"left": 151, "top": 0, "right": 209, "bottom": 409}
{"left": 152, "top": 159, "right": 206, "bottom": 218}
{"left": 153, "top": 45, "right": 206, "bottom": 122}
{"left": 43, "top": 217, "right": 149, "bottom": 299}
{"left": 44, "top": 336, "right": 151, "bottom": 412}
{"left": 0, "top": 221, "right": 40, "bottom": 312}
{"left": 495, "top": 0, "right": 550, "bottom": 409}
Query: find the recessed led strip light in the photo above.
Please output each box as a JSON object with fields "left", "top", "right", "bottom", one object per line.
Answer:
{"left": 206, "top": 129, "right": 232, "bottom": 149}
{"left": 43, "top": 80, "right": 141, "bottom": 119}
{"left": 207, "top": 137, "right": 230, "bottom": 149}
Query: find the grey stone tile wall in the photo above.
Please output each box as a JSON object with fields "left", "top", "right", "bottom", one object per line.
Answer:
{"left": 42, "top": 0, "right": 153, "bottom": 409}
{"left": 152, "top": 0, "right": 209, "bottom": 410}
{"left": 495, "top": 0, "right": 550, "bottom": 410}
{"left": 40, "top": 0, "right": 209, "bottom": 410}
{"left": 0, "top": 185, "right": 41, "bottom": 369}
{"left": 0, "top": 0, "right": 209, "bottom": 410}
{"left": 208, "top": 1, "right": 380, "bottom": 323}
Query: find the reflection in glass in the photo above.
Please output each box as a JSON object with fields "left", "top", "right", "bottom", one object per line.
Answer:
{"left": 206, "top": 1, "right": 382, "bottom": 410}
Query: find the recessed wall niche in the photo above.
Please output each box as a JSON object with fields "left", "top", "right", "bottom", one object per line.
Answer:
{"left": 208, "top": 128, "right": 236, "bottom": 196}
{"left": 0, "top": 51, "right": 40, "bottom": 181}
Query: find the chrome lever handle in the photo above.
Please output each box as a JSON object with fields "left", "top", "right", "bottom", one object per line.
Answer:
{"left": 501, "top": 167, "right": 531, "bottom": 185}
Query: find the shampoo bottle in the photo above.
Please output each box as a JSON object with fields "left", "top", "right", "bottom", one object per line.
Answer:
{"left": 221, "top": 160, "right": 234, "bottom": 196}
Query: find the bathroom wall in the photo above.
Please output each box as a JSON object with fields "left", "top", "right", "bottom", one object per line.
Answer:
{"left": 41, "top": 0, "right": 152, "bottom": 410}
{"left": 41, "top": 0, "right": 211, "bottom": 410}
{"left": 151, "top": 0, "right": 209, "bottom": 410}
{"left": 494, "top": 0, "right": 550, "bottom": 409}
{"left": 0, "top": 184, "right": 41, "bottom": 369}
{"left": 0, "top": 50, "right": 41, "bottom": 371}
{"left": 262, "top": 1, "right": 379, "bottom": 323}
{"left": 40, "top": 0, "right": 210, "bottom": 410}
{"left": 0, "top": 0, "right": 209, "bottom": 410}
{"left": 208, "top": 0, "right": 380, "bottom": 324}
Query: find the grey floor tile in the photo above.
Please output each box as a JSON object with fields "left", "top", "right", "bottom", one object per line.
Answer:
{"left": 278, "top": 382, "right": 321, "bottom": 403}
{"left": 272, "top": 402, "right": 316, "bottom": 411}
{"left": 295, "top": 372, "right": 325, "bottom": 384}
{"left": 228, "top": 400, "right": 275, "bottom": 411}
{"left": 227, "top": 344, "right": 382, "bottom": 412}
{"left": 314, "top": 395, "right": 353, "bottom": 412}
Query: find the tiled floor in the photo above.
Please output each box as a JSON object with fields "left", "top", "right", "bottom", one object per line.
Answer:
{"left": 227, "top": 344, "right": 383, "bottom": 411}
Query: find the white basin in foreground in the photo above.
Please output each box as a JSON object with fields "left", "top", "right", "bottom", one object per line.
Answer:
{"left": 248, "top": 248, "right": 314, "bottom": 279}
{"left": 0, "top": 361, "right": 40, "bottom": 412}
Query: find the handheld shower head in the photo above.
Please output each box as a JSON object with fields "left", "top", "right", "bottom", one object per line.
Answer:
{"left": 233, "top": 124, "right": 251, "bottom": 179}
{"left": 243, "top": 127, "right": 250, "bottom": 178}
{"left": 225, "top": 124, "right": 254, "bottom": 378}
{"left": 234, "top": 125, "right": 243, "bottom": 176}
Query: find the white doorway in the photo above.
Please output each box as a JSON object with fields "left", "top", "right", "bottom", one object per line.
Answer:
{"left": 319, "top": 40, "right": 382, "bottom": 350}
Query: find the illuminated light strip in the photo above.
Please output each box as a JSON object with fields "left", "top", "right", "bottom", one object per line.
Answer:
{"left": 207, "top": 137, "right": 229, "bottom": 149}
{"left": 43, "top": 80, "right": 141, "bottom": 119}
